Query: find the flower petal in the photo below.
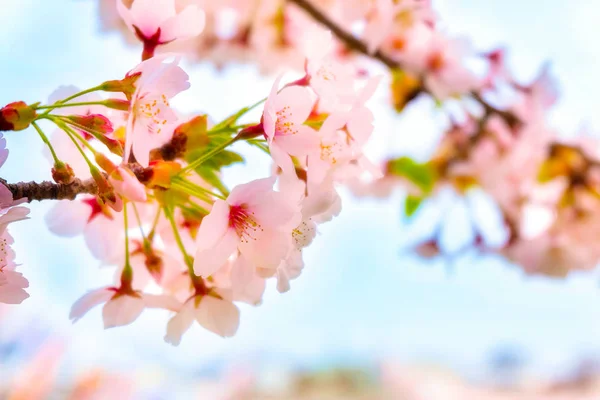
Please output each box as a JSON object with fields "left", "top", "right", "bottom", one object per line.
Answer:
{"left": 102, "top": 294, "right": 145, "bottom": 329}
{"left": 194, "top": 296, "right": 240, "bottom": 337}
{"left": 69, "top": 288, "right": 113, "bottom": 322}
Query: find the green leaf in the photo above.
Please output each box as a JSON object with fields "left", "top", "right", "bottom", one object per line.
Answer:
{"left": 194, "top": 167, "right": 230, "bottom": 196}
{"left": 387, "top": 156, "right": 436, "bottom": 193}
{"left": 404, "top": 195, "right": 423, "bottom": 217}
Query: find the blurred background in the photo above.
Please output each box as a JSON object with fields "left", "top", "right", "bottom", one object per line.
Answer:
{"left": 1, "top": 0, "right": 600, "bottom": 398}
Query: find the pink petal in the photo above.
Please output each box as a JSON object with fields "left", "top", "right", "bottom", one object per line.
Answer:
{"left": 227, "top": 177, "right": 276, "bottom": 206}
{"left": 69, "top": 288, "right": 113, "bottom": 322}
{"left": 194, "top": 296, "right": 240, "bottom": 337}
{"left": 251, "top": 191, "right": 301, "bottom": 230}
{"left": 194, "top": 228, "right": 239, "bottom": 277}
{"left": 116, "top": 0, "right": 135, "bottom": 31}
{"left": 0, "top": 206, "right": 30, "bottom": 228}
{"left": 230, "top": 255, "right": 255, "bottom": 289}
{"left": 164, "top": 299, "right": 195, "bottom": 346}
{"left": 129, "top": 0, "right": 175, "bottom": 38}
{"left": 238, "top": 227, "right": 292, "bottom": 271}
{"left": 269, "top": 142, "right": 295, "bottom": 174}
{"left": 0, "top": 284, "right": 29, "bottom": 304}
{"left": 274, "top": 125, "right": 320, "bottom": 157}
{"left": 346, "top": 107, "right": 374, "bottom": 148}
{"left": 159, "top": 5, "right": 205, "bottom": 42}
{"left": 84, "top": 217, "right": 123, "bottom": 262}
{"left": 102, "top": 294, "right": 145, "bottom": 329}
{"left": 194, "top": 199, "right": 230, "bottom": 250}
{"left": 274, "top": 86, "right": 315, "bottom": 125}
{"left": 109, "top": 166, "right": 147, "bottom": 202}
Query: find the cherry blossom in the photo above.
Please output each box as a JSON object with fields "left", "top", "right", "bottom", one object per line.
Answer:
{"left": 193, "top": 177, "right": 301, "bottom": 277}
{"left": 70, "top": 285, "right": 180, "bottom": 328}
{"left": 262, "top": 77, "right": 320, "bottom": 174}
{"left": 165, "top": 292, "right": 240, "bottom": 345}
{"left": 124, "top": 55, "right": 190, "bottom": 167}
{"left": 117, "top": 0, "right": 206, "bottom": 59}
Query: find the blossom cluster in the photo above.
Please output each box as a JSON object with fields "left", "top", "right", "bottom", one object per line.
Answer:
{"left": 0, "top": 0, "right": 381, "bottom": 344}
{"left": 0, "top": 0, "right": 597, "bottom": 342}
{"left": 96, "top": 0, "right": 600, "bottom": 277}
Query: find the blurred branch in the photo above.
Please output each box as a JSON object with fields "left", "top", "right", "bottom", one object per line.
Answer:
{"left": 288, "top": 0, "right": 520, "bottom": 125}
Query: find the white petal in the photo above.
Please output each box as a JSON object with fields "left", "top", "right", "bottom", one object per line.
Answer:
{"left": 45, "top": 200, "right": 91, "bottom": 237}
{"left": 69, "top": 288, "right": 113, "bottom": 322}
{"left": 194, "top": 228, "right": 239, "bottom": 277}
{"left": 194, "top": 296, "right": 240, "bottom": 337}
{"left": 164, "top": 299, "right": 195, "bottom": 346}
{"left": 102, "top": 294, "right": 145, "bottom": 329}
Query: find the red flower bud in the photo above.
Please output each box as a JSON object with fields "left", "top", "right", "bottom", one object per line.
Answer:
{"left": 67, "top": 114, "right": 114, "bottom": 134}
{"left": 0, "top": 101, "right": 37, "bottom": 132}
{"left": 51, "top": 162, "right": 75, "bottom": 184}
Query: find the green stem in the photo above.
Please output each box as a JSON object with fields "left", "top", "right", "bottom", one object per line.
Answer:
{"left": 55, "top": 121, "right": 96, "bottom": 171}
{"left": 179, "top": 137, "right": 237, "bottom": 174}
{"left": 39, "top": 86, "right": 104, "bottom": 116}
{"left": 164, "top": 207, "right": 194, "bottom": 271}
{"left": 49, "top": 117, "right": 98, "bottom": 154}
{"left": 171, "top": 181, "right": 213, "bottom": 203}
{"left": 31, "top": 122, "right": 60, "bottom": 164}
{"left": 173, "top": 177, "right": 226, "bottom": 200}
{"left": 35, "top": 100, "right": 109, "bottom": 110}
{"left": 147, "top": 208, "right": 161, "bottom": 243}
{"left": 121, "top": 203, "right": 133, "bottom": 283}
{"left": 131, "top": 202, "right": 150, "bottom": 249}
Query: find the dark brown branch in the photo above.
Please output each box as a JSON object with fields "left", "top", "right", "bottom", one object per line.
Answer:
{"left": 288, "top": 0, "right": 521, "bottom": 125}
{"left": 1, "top": 164, "right": 152, "bottom": 203}
{"left": 0, "top": 177, "right": 98, "bottom": 202}
{"left": 288, "top": 0, "right": 397, "bottom": 69}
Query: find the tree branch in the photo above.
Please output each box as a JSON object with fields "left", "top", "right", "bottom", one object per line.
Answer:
{"left": 0, "top": 164, "right": 152, "bottom": 203}
{"left": 288, "top": 0, "right": 521, "bottom": 126}
{"left": 0, "top": 177, "right": 98, "bottom": 202}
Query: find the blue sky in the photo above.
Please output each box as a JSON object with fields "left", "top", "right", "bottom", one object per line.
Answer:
{"left": 2, "top": 0, "right": 600, "bottom": 388}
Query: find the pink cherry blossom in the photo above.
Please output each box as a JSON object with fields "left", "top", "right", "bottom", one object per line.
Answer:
{"left": 262, "top": 77, "right": 320, "bottom": 173}
{"left": 299, "top": 28, "right": 356, "bottom": 108}
{"left": 164, "top": 293, "right": 240, "bottom": 345}
{"left": 193, "top": 177, "right": 301, "bottom": 277}
{"left": 409, "top": 30, "right": 480, "bottom": 99}
{"left": 307, "top": 77, "right": 380, "bottom": 184}
{"left": 117, "top": 0, "right": 206, "bottom": 50}
{"left": 70, "top": 285, "right": 180, "bottom": 328}
{"left": 124, "top": 55, "right": 190, "bottom": 167}
{"left": 45, "top": 198, "right": 147, "bottom": 262}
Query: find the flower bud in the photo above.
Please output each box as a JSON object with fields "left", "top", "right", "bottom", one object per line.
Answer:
{"left": 91, "top": 167, "right": 121, "bottom": 212}
{"left": 51, "top": 161, "right": 75, "bottom": 184}
{"left": 67, "top": 114, "right": 114, "bottom": 134}
{"left": 0, "top": 101, "right": 37, "bottom": 131}
{"left": 149, "top": 161, "right": 181, "bottom": 189}
{"left": 103, "top": 99, "right": 131, "bottom": 112}
{"left": 100, "top": 72, "right": 141, "bottom": 100}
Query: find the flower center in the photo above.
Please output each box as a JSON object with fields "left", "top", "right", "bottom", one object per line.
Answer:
{"left": 229, "top": 204, "right": 263, "bottom": 243}
{"left": 275, "top": 106, "right": 298, "bottom": 136}
{"left": 135, "top": 93, "right": 170, "bottom": 134}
